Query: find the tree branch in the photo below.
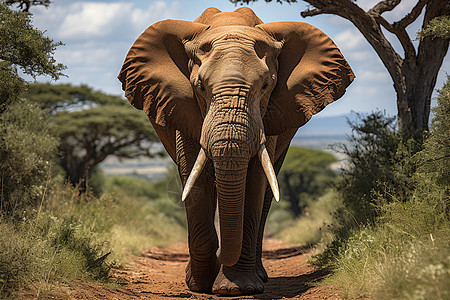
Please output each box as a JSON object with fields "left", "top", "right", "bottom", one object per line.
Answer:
{"left": 368, "top": 0, "right": 401, "bottom": 16}
{"left": 394, "top": 0, "right": 427, "bottom": 30}
{"left": 300, "top": 7, "right": 323, "bottom": 17}
{"left": 301, "top": 0, "right": 404, "bottom": 89}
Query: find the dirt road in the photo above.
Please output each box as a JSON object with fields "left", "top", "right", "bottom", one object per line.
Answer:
{"left": 68, "top": 239, "right": 341, "bottom": 299}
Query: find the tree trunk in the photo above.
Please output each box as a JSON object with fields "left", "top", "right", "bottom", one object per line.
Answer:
{"left": 301, "top": 0, "right": 450, "bottom": 137}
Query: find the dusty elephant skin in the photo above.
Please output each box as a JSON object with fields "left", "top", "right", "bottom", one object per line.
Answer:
{"left": 118, "top": 7, "right": 354, "bottom": 296}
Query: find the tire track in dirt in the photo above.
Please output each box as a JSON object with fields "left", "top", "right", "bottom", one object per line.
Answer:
{"left": 68, "top": 239, "right": 342, "bottom": 299}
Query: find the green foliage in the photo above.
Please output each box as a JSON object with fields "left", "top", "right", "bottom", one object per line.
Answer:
{"left": 0, "top": 2, "right": 64, "bottom": 215}
{"left": 26, "top": 83, "right": 159, "bottom": 190}
{"left": 332, "top": 112, "right": 420, "bottom": 225}
{"left": 0, "top": 61, "right": 26, "bottom": 111}
{"left": 0, "top": 210, "right": 113, "bottom": 298}
{"left": 279, "top": 146, "right": 337, "bottom": 216}
{"left": 416, "top": 77, "right": 449, "bottom": 187}
{"left": 315, "top": 80, "right": 450, "bottom": 299}
{"left": 0, "top": 2, "right": 65, "bottom": 112}
{"left": 0, "top": 101, "right": 58, "bottom": 215}
{"left": 0, "top": 180, "right": 186, "bottom": 297}
{"left": 418, "top": 15, "right": 450, "bottom": 40}
{"left": 0, "top": 1, "right": 65, "bottom": 113}
{"left": 104, "top": 166, "right": 186, "bottom": 229}
{"left": 0, "top": 2, "right": 65, "bottom": 80}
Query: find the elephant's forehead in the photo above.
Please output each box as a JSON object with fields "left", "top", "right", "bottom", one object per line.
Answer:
{"left": 196, "top": 26, "right": 275, "bottom": 45}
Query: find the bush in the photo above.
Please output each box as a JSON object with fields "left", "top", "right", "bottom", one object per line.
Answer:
{"left": 0, "top": 211, "right": 113, "bottom": 298}
{"left": 0, "top": 179, "right": 187, "bottom": 297}
{"left": 314, "top": 79, "right": 450, "bottom": 299}
{"left": 331, "top": 111, "right": 421, "bottom": 228}
{"left": 0, "top": 101, "right": 58, "bottom": 215}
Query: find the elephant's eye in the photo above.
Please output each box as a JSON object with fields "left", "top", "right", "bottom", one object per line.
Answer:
{"left": 199, "top": 42, "right": 212, "bottom": 54}
{"left": 262, "top": 81, "right": 269, "bottom": 90}
{"left": 196, "top": 79, "right": 205, "bottom": 91}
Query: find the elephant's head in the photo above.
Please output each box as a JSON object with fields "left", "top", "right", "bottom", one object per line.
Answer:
{"left": 118, "top": 7, "right": 354, "bottom": 266}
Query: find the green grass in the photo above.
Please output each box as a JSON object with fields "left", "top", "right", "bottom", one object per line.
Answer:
{"left": 0, "top": 178, "right": 186, "bottom": 298}
{"left": 312, "top": 79, "right": 450, "bottom": 299}
{"left": 276, "top": 191, "right": 342, "bottom": 246}
{"left": 320, "top": 206, "right": 449, "bottom": 299}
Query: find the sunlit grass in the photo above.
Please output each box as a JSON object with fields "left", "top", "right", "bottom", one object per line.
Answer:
{"left": 0, "top": 179, "right": 186, "bottom": 298}
{"left": 276, "top": 191, "right": 342, "bottom": 246}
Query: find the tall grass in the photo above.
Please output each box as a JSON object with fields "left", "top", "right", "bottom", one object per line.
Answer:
{"left": 0, "top": 177, "right": 186, "bottom": 298}
{"left": 277, "top": 191, "right": 342, "bottom": 246}
{"left": 314, "top": 79, "right": 450, "bottom": 299}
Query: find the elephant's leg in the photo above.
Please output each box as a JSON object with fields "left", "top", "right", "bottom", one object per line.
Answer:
{"left": 176, "top": 131, "right": 219, "bottom": 292}
{"left": 212, "top": 155, "right": 266, "bottom": 295}
{"left": 255, "top": 129, "right": 296, "bottom": 282}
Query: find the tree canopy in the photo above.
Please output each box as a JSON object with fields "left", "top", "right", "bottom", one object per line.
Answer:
{"left": 231, "top": 0, "right": 449, "bottom": 137}
{"left": 26, "top": 83, "right": 159, "bottom": 190}
{"left": 0, "top": 2, "right": 64, "bottom": 112}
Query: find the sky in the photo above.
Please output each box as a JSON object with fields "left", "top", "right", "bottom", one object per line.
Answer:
{"left": 27, "top": 0, "right": 449, "bottom": 119}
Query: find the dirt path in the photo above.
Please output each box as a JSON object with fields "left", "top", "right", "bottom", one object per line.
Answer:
{"left": 68, "top": 239, "right": 341, "bottom": 299}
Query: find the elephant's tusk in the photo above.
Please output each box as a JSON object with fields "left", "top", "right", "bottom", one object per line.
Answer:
{"left": 258, "top": 144, "right": 280, "bottom": 202}
{"left": 182, "top": 148, "right": 207, "bottom": 202}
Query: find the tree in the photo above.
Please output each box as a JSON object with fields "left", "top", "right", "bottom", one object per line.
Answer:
{"left": 0, "top": 2, "right": 64, "bottom": 112}
{"left": 231, "top": 0, "right": 449, "bottom": 136}
{"left": 0, "top": 2, "right": 63, "bottom": 214}
{"left": 26, "top": 83, "right": 160, "bottom": 191}
{"left": 279, "top": 146, "right": 337, "bottom": 216}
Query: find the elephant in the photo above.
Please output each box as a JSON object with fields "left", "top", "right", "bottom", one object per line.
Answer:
{"left": 118, "top": 7, "right": 354, "bottom": 296}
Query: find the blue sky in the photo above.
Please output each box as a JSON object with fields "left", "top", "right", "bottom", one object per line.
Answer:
{"left": 29, "top": 0, "right": 448, "bottom": 119}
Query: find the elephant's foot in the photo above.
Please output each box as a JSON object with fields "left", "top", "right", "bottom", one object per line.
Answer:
{"left": 255, "top": 258, "right": 268, "bottom": 282}
{"left": 212, "top": 265, "right": 264, "bottom": 296}
{"left": 185, "top": 257, "right": 220, "bottom": 293}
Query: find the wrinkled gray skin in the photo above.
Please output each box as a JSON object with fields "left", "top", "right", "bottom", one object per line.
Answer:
{"left": 119, "top": 7, "right": 353, "bottom": 296}
{"left": 183, "top": 26, "right": 291, "bottom": 295}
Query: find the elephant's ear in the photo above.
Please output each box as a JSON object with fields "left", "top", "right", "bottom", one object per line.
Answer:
{"left": 118, "top": 20, "right": 208, "bottom": 140}
{"left": 257, "top": 22, "right": 355, "bottom": 135}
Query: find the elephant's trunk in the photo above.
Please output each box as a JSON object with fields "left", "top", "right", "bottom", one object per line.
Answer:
{"left": 215, "top": 165, "right": 247, "bottom": 266}
{"left": 201, "top": 92, "right": 261, "bottom": 266}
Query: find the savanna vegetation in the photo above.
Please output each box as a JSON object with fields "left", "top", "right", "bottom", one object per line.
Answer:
{"left": 0, "top": 2, "right": 184, "bottom": 297}
{"left": 1, "top": 0, "right": 448, "bottom": 299}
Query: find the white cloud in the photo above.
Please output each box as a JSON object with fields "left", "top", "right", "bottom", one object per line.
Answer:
{"left": 358, "top": 70, "right": 389, "bottom": 81}
{"left": 55, "top": 1, "right": 180, "bottom": 39}
{"left": 131, "top": 1, "right": 181, "bottom": 30}
{"left": 59, "top": 2, "right": 132, "bottom": 38}
{"left": 334, "top": 29, "right": 365, "bottom": 51}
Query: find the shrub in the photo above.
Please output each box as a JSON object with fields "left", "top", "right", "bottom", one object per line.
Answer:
{"left": 0, "top": 101, "right": 58, "bottom": 215}
{"left": 314, "top": 79, "right": 450, "bottom": 299}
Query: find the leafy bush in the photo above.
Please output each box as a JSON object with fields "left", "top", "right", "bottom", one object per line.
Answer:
{"left": 0, "top": 179, "right": 187, "bottom": 297}
{"left": 332, "top": 111, "right": 421, "bottom": 227}
{"left": 315, "top": 79, "right": 450, "bottom": 299}
{"left": 0, "top": 101, "right": 58, "bottom": 215}
{"left": 0, "top": 211, "right": 112, "bottom": 298}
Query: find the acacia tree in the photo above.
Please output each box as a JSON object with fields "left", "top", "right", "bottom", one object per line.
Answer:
{"left": 231, "top": 0, "right": 449, "bottom": 136}
{"left": 27, "top": 83, "right": 160, "bottom": 191}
